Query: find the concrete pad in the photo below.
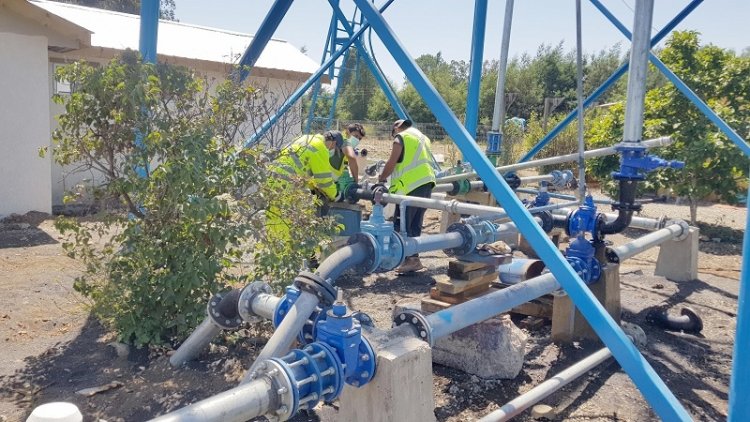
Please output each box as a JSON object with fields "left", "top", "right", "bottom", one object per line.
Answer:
{"left": 655, "top": 226, "right": 699, "bottom": 282}
{"left": 394, "top": 300, "right": 527, "bottom": 379}
{"left": 551, "top": 263, "right": 621, "bottom": 342}
{"left": 334, "top": 325, "right": 436, "bottom": 422}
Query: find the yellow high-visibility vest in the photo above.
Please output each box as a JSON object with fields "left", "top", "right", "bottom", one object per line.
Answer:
{"left": 273, "top": 134, "right": 336, "bottom": 200}
{"left": 390, "top": 127, "right": 436, "bottom": 194}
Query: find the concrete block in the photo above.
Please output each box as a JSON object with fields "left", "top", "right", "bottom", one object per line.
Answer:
{"left": 334, "top": 325, "right": 436, "bottom": 422}
{"left": 551, "top": 263, "right": 621, "bottom": 342}
{"left": 394, "top": 299, "right": 527, "bottom": 380}
{"left": 432, "top": 314, "right": 527, "bottom": 379}
{"left": 655, "top": 226, "right": 699, "bottom": 282}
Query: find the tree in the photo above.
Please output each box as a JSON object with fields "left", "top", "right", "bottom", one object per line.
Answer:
{"left": 587, "top": 31, "right": 750, "bottom": 224}
{"left": 50, "top": 0, "right": 177, "bottom": 20}
{"left": 396, "top": 53, "right": 468, "bottom": 123}
{"left": 336, "top": 49, "right": 378, "bottom": 121}
{"left": 50, "top": 52, "right": 336, "bottom": 345}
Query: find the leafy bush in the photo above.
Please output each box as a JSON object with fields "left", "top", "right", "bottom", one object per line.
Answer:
{"left": 51, "top": 52, "right": 337, "bottom": 346}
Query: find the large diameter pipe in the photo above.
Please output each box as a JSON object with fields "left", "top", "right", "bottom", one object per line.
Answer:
{"left": 608, "top": 222, "right": 685, "bottom": 262}
{"left": 427, "top": 273, "right": 560, "bottom": 340}
{"left": 169, "top": 319, "right": 223, "bottom": 367}
{"left": 551, "top": 208, "right": 663, "bottom": 231}
{"left": 315, "top": 241, "right": 370, "bottom": 281}
{"left": 436, "top": 136, "right": 673, "bottom": 184}
{"left": 479, "top": 347, "right": 613, "bottom": 422}
{"left": 149, "top": 377, "right": 276, "bottom": 422}
{"left": 242, "top": 290, "right": 319, "bottom": 382}
{"left": 622, "top": 0, "right": 654, "bottom": 143}
{"left": 403, "top": 231, "right": 465, "bottom": 256}
{"left": 251, "top": 293, "right": 282, "bottom": 321}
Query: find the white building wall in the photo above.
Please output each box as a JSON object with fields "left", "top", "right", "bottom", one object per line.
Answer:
{"left": 0, "top": 32, "right": 52, "bottom": 217}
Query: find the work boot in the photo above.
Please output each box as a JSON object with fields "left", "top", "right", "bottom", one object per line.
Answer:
{"left": 396, "top": 256, "right": 424, "bottom": 274}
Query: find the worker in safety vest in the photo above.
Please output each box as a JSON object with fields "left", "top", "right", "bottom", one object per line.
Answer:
{"left": 272, "top": 130, "right": 345, "bottom": 201}
{"left": 377, "top": 119, "right": 436, "bottom": 273}
{"left": 266, "top": 131, "right": 345, "bottom": 251}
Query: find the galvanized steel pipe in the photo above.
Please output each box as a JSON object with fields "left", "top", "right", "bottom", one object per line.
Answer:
{"left": 552, "top": 208, "right": 664, "bottom": 231}
{"left": 607, "top": 222, "right": 687, "bottom": 262}
{"left": 169, "top": 319, "right": 223, "bottom": 367}
{"left": 402, "top": 231, "right": 465, "bottom": 256}
{"left": 436, "top": 136, "right": 673, "bottom": 183}
{"left": 250, "top": 293, "right": 282, "bottom": 321}
{"left": 149, "top": 377, "right": 276, "bottom": 422}
{"left": 479, "top": 347, "right": 612, "bottom": 422}
{"left": 427, "top": 273, "right": 561, "bottom": 340}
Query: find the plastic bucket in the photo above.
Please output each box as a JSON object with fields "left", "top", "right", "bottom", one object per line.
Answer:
{"left": 27, "top": 402, "right": 83, "bottom": 422}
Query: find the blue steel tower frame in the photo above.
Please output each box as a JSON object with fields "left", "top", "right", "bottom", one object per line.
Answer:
{"left": 138, "top": 1, "right": 749, "bottom": 420}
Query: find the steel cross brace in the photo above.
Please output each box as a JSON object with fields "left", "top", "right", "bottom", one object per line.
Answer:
{"left": 589, "top": 0, "right": 750, "bottom": 157}
{"left": 236, "top": 0, "right": 295, "bottom": 82}
{"left": 244, "top": 0, "right": 397, "bottom": 147}
{"left": 353, "top": 0, "right": 691, "bottom": 420}
{"left": 464, "top": 0, "right": 489, "bottom": 139}
{"left": 326, "top": 0, "right": 409, "bottom": 120}
{"left": 517, "top": 0, "right": 704, "bottom": 164}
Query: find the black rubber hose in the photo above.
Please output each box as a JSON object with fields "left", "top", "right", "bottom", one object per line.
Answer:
{"left": 646, "top": 306, "right": 703, "bottom": 334}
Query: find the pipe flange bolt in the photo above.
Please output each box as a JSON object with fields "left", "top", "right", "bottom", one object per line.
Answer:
{"left": 445, "top": 223, "right": 477, "bottom": 257}
{"left": 348, "top": 233, "right": 379, "bottom": 274}
{"left": 260, "top": 359, "right": 297, "bottom": 421}
{"left": 392, "top": 309, "right": 434, "bottom": 346}
{"left": 207, "top": 291, "right": 243, "bottom": 330}
{"left": 294, "top": 271, "right": 337, "bottom": 307}
{"left": 656, "top": 215, "right": 669, "bottom": 230}
{"left": 238, "top": 281, "right": 272, "bottom": 324}
{"left": 666, "top": 219, "right": 690, "bottom": 241}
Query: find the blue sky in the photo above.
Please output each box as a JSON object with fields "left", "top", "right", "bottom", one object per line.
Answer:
{"left": 174, "top": 0, "right": 750, "bottom": 86}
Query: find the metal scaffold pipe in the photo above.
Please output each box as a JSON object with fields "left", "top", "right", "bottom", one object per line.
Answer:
{"left": 479, "top": 347, "right": 613, "bottom": 422}
{"left": 623, "top": 0, "right": 654, "bottom": 143}
{"left": 149, "top": 377, "right": 275, "bottom": 422}
{"left": 436, "top": 136, "right": 673, "bottom": 184}
{"left": 575, "top": 0, "right": 586, "bottom": 202}
{"left": 427, "top": 273, "right": 560, "bottom": 340}
{"left": 491, "top": 0, "right": 514, "bottom": 132}
{"left": 607, "top": 221, "right": 687, "bottom": 262}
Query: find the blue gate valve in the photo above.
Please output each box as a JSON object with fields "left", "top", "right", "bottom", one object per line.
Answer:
{"left": 315, "top": 292, "right": 376, "bottom": 387}
{"left": 565, "top": 235, "right": 602, "bottom": 284}
{"left": 274, "top": 285, "right": 326, "bottom": 344}
{"left": 567, "top": 195, "right": 598, "bottom": 237}
{"left": 613, "top": 143, "right": 684, "bottom": 181}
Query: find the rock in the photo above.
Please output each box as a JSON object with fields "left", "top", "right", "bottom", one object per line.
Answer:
{"left": 621, "top": 321, "right": 647, "bottom": 348}
{"left": 107, "top": 342, "right": 129, "bottom": 358}
{"left": 531, "top": 404, "right": 555, "bottom": 419}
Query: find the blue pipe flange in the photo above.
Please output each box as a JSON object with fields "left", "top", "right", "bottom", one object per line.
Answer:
{"left": 348, "top": 336, "right": 376, "bottom": 387}
{"left": 392, "top": 309, "right": 434, "bottom": 346}
{"left": 294, "top": 271, "right": 338, "bottom": 307}
{"left": 273, "top": 286, "right": 300, "bottom": 328}
{"left": 237, "top": 281, "right": 273, "bottom": 324}
{"left": 260, "top": 341, "right": 344, "bottom": 420}
{"left": 472, "top": 220, "right": 499, "bottom": 244}
{"left": 444, "top": 222, "right": 477, "bottom": 257}
{"left": 347, "top": 232, "right": 380, "bottom": 274}
{"left": 565, "top": 236, "right": 602, "bottom": 284}
{"left": 207, "top": 291, "right": 244, "bottom": 330}
{"left": 273, "top": 287, "right": 327, "bottom": 344}
{"left": 377, "top": 231, "right": 405, "bottom": 271}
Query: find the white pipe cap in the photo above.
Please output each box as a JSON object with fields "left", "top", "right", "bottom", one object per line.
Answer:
{"left": 26, "top": 402, "right": 83, "bottom": 422}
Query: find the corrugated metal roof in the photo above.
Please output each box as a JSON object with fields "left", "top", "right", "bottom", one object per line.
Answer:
{"left": 30, "top": 0, "right": 319, "bottom": 76}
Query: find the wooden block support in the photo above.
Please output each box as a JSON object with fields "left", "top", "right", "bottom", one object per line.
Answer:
{"left": 435, "top": 272, "right": 498, "bottom": 295}
{"left": 447, "top": 266, "right": 495, "bottom": 281}
{"left": 448, "top": 260, "right": 491, "bottom": 273}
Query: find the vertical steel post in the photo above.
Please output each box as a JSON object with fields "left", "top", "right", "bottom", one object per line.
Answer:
{"left": 244, "top": 0, "right": 397, "bottom": 147}
{"left": 491, "top": 0, "right": 514, "bottom": 133}
{"left": 236, "top": 0, "right": 295, "bottom": 82}
{"left": 575, "top": 0, "right": 586, "bottom": 202}
{"left": 517, "top": 0, "right": 704, "bottom": 163}
{"left": 304, "top": 11, "right": 336, "bottom": 133}
{"left": 590, "top": 0, "right": 750, "bottom": 156}
{"left": 465, "top": 0, "right": 489, "bottom": 139}
{"left": 352, "top": 1, "right": 690, "bottom": 419}
{"left": 622, "top": 0, "right": 653, "bottom": 143}
{"left": 730, "top": 181, "right": 750, "bottom": 421}
{"left": 138, "top": 0, "right": 159, "bottom": 64}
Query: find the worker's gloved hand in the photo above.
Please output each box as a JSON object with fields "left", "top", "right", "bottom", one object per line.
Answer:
{"left": 346, "top": 183, "right": 362, "bottom": 204}
{"left": 334, "top": 188, "right": 346, "bottom": 202}
{"left": 370, "top": 183, "right": 388, "bottom": 195}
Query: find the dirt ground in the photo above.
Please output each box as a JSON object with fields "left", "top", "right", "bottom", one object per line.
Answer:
{"left": 0, "top": 197, "right": 742, "bottom": 422}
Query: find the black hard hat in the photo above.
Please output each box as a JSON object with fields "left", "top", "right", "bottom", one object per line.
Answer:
{"left": 391, "top": 119, "right": 412, "bottom": 137}
{"left": 323, "top": 130, "right": 344, "bottom": 148}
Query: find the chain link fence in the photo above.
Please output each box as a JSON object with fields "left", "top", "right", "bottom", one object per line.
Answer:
{"left": 307, "top": 119, "right": 526, "bottom": 167}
